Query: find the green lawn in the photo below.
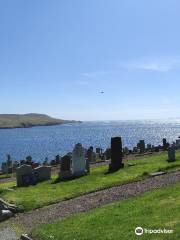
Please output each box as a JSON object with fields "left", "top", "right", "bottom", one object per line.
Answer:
{"left": 0, "top": 113, "right": 76, "bottom": 129}
{"left": 31, "top": 182, "right": 180, "bottom": 240}
{"left": 0, "top": 152, "right": 180, "bottom": 211}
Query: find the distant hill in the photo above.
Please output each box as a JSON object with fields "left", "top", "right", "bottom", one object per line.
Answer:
{"left": 0, "top": 113, "right": 80, "bottom": 129}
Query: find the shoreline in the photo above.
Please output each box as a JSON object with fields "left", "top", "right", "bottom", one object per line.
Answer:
{"left": 0, "top": 121, "right": 81, "bottom": 130}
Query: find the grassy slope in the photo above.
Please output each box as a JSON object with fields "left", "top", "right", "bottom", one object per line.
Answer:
{"left": 32, "top": 182, "right": 180, "bottom": 240}
{"left": 0, "top": 152, "right": 180, "bottom": 211}
{"left": 0, "top": 113, "right": 77, "bottom": 128}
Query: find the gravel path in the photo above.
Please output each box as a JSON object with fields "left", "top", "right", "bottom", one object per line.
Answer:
{"left": 12, "top": 170, "right": 180, "bottom": 231}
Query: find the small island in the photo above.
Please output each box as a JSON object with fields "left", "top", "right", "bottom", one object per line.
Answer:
{"left": 0, "top": 113, "right": 80, "bottom": 129}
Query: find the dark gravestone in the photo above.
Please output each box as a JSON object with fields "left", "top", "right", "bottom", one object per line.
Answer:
{"left": 21, "top": 174, "right": 31, "bottom": 186}
{"left": 55, "top": 155, "right": 61, "bottom": 164}
{"left": 154, "top": 146, "right": 160, "bottom": 152}
{"left": 139, "top": 140, "right": 145, "bottom": 153}
{"left": 133, "top": 147, "right": 138, "bottom": 153}
{"left": 147, "top": 144, "right": 152, "bottom": 150}
{"left": 109, "top": 137, "right": 124, "bottom": 172}
{"left": 168, "top": 147, "right": 176, "bottom": 162}
{"left": 96, "top": 148, "right": 101, "bottom": 154}
{"left": 89, "top": 146, "right": 93, "bottom": 152}
{"left": 22, "top": 173, "right": 37, "bottom": 186}
{"left": 176, "top": 139, "right": 180, "bottom": 150}
{"left": 61, "top": 155, "right": 71, "bottom": 170}
{"left": 50, "top": 160, "right": 56, "bottom": 166}
{"left": 87, "top": 148, "right": 94, "bottom": 162}
{"left": 59, "top": 155, "right": 72, "bottom": 180}
{"left": 86, "top": 158, "right": 90, "bottom": 174}
{"left": 123, "top": 147, "right": 129, "bottom": 155}
{"left": 163, "top": 138, "right": 167, "bottom": 150}
{"left": 16, "top": 165, "right": 33, "bottom": 187}
{"left": 34, "top": 166, "right": 51, "bottom": 182}
{"left": 105, "top": 148, "right": 111, "bottom": 160}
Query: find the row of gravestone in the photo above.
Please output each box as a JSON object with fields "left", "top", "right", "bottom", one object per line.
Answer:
{"left": 3, "top": 135, "right": 178, "bottom": 177}
{"left": 59, "top": 138, "right": 124, "bottom": 181}
{"left": 16, "top": 139, "right": 123, "bottom": 184}
{"left": 16, "top": 137, "right": 177, "bottom": 186}
{"left": 16, "top": 143, "right": 89, "bottom": 186}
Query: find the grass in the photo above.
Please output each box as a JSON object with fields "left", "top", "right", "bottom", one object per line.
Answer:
{"left": 0, "top": 152, "right": 180, "bottom": 211}
{"left": 31, "top": 182, "right": 180, "bottom": 240}
{"left": 0, "top": 113, "right": 76, "bottom": 129}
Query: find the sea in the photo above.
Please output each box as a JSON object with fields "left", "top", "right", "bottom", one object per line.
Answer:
{"left": 0, "top": 120, "right": 180, "bottom": 164}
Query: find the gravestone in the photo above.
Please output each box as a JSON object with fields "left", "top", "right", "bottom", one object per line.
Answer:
{"left": 109, "top": 137, "right": 124, "bottom": 172}
{"left": 13, "top": 161, "right": 19, "bottom": 170}
{"left": 89, "top": 146, "right": 93, "bottom": 152}
{"left": 147, "top": 144, "right": 152, "bottom": 150}
{"left": 92, "top": 152, "right": 96, "bottom": 161}
{"left": 168, "top": 147, "right": 176, "bottom": 162}
{"left": 1, "top": 155, "right": 13, "bottom": 174}
{"left": 176, "top": 139, "right": 180, "bottom": 149}
{"left": 96, "top": 148, "right": 101, "bottom": 154}
{"left": 55, "top": 155, "right": 61, "bottom": 164}
{"left": 34, "top": 166, "right": 51, "bottom": 182}
{"left": 123, "top": 147, "right": 129, "bottom": 155}
{"left": 163, "top": 138, "right": 168, "bottom": 150}
{"left": 1, "top": 162, "right": 7, "bottom": 174}
{"left": 16, "top": 164, "right": 34, "bottom": 187}
{"left": 72, "top": 143, "right": 86, "bottom": 176}
{"left": 50, "top": 160, "right": 56, "bottom": 166}
{"left": 154, "top": 146, "right": 160, "bottom": 152}
{"left": 105, "top": 148, "right": 111, "bottom": 160}
{"left": 95, "top": 153, "right": 100, "bottom": 161}
{"left": 26, "top": 155, "right": 33, "bottom": 165}
{"left": 86, "top": 158, "right": 90, "bottom": 174}
{"left": 139, "top": 140, "right": 145, "bottom": 153}
{"left": 59, "top": 155, "right": 72, "bottom": 180}
{"left": 87, "top": 148, "right": 94, "bottom": 162}
{"left": 151, "top": 145, "right": 155, "bottom": 152}
{"left": 133, "top": 147, "right": 138, "bottom": 153}
{"left": 43, "top": 157, "right": 49, "bottom": 166}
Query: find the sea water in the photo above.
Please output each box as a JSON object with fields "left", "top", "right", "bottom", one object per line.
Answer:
{"left": 0, "top": 120, "right": 180, "bottom": 164}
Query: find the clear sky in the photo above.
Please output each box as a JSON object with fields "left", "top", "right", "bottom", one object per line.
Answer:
{"left": 0, "top": 0, "right": 180, "bottom": 121}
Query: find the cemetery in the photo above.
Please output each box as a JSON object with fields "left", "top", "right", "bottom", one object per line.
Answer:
{"left": 0, "top": 136, "right": 180, "bottom": 240}
{"left": 1, "top": 1, "right": 180, "bottom": 239}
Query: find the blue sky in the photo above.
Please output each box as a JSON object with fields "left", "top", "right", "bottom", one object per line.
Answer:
{"left": 0, "top": 0, "right": 180, "bottom": 120}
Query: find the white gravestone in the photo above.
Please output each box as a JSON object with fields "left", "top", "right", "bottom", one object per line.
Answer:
{"left": 72, "top": 143, "right": 86, "bottom": 176}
